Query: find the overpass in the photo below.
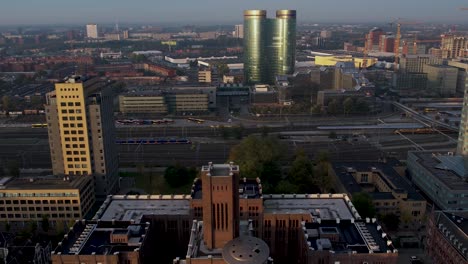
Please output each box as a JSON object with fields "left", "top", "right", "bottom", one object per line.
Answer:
{"left": 392, "top": 102, "right": 459, "bottom": 132}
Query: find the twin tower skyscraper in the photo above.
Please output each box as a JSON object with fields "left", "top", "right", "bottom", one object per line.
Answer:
{"left": 244, "top": 10, "right": 297, "bottom": 84}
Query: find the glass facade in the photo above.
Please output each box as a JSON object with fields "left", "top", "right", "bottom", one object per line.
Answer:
{"left": 244, "top": 10, "right": 296, "bottom": 85}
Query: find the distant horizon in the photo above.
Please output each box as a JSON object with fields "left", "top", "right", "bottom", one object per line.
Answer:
{"left": 0, "top": 0, "right": 467, "bottom": 26}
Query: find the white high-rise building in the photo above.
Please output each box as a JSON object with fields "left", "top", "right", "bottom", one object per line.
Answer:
{"left": 233, "top": 24, "right": 243, "bottom": 39}
{"left": 86, "top": 24, "right": 98, "bottom": 39}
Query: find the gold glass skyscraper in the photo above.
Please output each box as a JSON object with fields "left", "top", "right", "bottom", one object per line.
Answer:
{"left": 244, "top": 10, "right": 296, "bottom": 84}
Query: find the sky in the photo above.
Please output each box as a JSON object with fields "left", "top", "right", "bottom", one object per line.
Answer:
{"left": 0, "top": 0, "right": 467, "bottom": 25}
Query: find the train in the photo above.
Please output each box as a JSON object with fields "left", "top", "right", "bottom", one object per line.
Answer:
{"left": 31, "top": 123, "right": 48, "bottom": 128}
{"left": 115, "top": 119, "right": 174, "bottom": 125}
{"left": 115, "top": 138, "right": 191, "bottom": 145}
{"left": 393, "top": 128, "right": 455, "bottom": 134}
{"left": 187, "top": 118, "right": 205, "bottom": 124}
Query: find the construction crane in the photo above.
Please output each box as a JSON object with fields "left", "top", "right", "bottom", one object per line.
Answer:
{"left": 391, "top": 19, "right": 420, "bottom": 71}
{"left": 412, "top": 35, "right": 441, "bottom": 55}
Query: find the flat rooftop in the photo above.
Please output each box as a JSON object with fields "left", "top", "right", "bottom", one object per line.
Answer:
{"left": 433, "top": 210, "right": 468, "bottom": 261}
{"left": 94, "top": 195, "right": 191, "bottom": 222}
{"left": 262, "top": 194, "right": 360, "bottom": 220}
{"left": 53, "top": 220, "right": 147, "bottom": 256}
{"left": 331, "top": 161, "right": 425, "bottom": 201}
{"left": 0, "top": 175, "right": 91, "bottom": 190}
{"left": 191, "top": 178, "right": 261, "bottom": 199}
{"left": 201, "top": 163, "right": 239, "bottom": 177}
{"left": 410, "top": 152, "right": 468, "bottom": 191}
{"left": 304, "top": 219, "right": 395, "bottom": 254}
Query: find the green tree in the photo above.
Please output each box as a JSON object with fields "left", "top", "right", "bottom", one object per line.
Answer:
{"left": 164, "top": 164, "right": 197, "bottom": 188}
{"left": 311, "top": 104, "right": 322, "bottom": 114}
{"left": 229, "top": 135, "right": 285, "bottom": 179}
{"left": 343, "top": 97, "right": 354, "bottom": 115}
{"left": 29, "top": 221, "right": 38, "bottom": 235}
{"left": 261, "top": 161, "right": 282, "bottom": 187}
{"left": 275, "top": 180, "right": 300, "bottom": 194}
{"left": 1, "top": 96, "right": 10, "bottom": 111}
{"left": 355, "top": 98, "right": 370, "bottom": 113}
{"left": 328, "top": 131, "right": 337, "bottom": 139}
{"left": 218, "top": 125, "right": 230, "bottom": 139}
{"left": 216, "top": 63, "right": 229, "bottom": 76}
{"left": 380, "top": 213, "right": 400, "bottom": 231}
{"left": 314, "top": 151, "right": 332, "bottom": 193}
{"left": 352, "top": 192, "right": 376, "bottom": 218}
{"left": 288, "top": 149, "right": 315, "bottom": 193}
{"left": 41, "top": 215, "right": 50, "bottom": 232}
{"left": 260, "top": 126, "right": 270, "bottom": 137}
{"left": 327, "top": 99, "right": 339, "bottom": 114}
{"left": 232, "top": 124, "right": 244, "bottom": 139}
{"left": 7, "top": 160, "right": 20, "bottom": 177}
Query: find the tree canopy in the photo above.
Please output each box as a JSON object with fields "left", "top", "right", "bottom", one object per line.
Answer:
{"left": 228, "top": 135, "right": 285, "bottom": 183}
{"left": 352, "top": 192, "right": 376, "bottom": 218}
{"left": 164, "top": 164, "right": 198, "bottom": 188}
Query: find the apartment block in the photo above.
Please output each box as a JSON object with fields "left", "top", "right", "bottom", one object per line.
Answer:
{"left": 45, "top": 76, "right": 118, "bottom": 200}
{"left": 441, "top": 34, "right": 467, "bottom": 59}
{"left": 0, "top": 175, "right": 94, "bottom": 226}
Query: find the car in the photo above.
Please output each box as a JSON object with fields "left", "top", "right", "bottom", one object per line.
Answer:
{"left": 410, "top": 256, "right": 423, "bottom": 264}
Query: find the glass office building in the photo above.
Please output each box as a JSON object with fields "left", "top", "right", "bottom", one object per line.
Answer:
{"left": 244, "top": 10, "right": 296, "bottom": 84}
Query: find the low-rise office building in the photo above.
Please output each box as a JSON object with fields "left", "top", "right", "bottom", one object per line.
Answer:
{"left": 407, "top": 152, "right": 468, "bottom": 210}
{"left": 330, "top": 161, "right": 426, "bottom": 222}
{"left": 118, "top": 93, "right": 167, "bottom": 114}
{"left": 0, "top": 175, "right": 94, "bottom": 226}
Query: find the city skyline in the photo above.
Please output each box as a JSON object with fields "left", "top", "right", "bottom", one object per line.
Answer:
{"left": 0, "top": 0, "right": 467, "bottom": 25}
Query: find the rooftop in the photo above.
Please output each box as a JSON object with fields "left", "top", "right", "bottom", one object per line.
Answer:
{"left": 262, "top": 194, "right": 360, "bottom": 220}
{"left": 331, "top": 161, "right": 425, "bottom": 201}
{"left": 191, "top": 178, "right": 261, "bottom": 199}
{"left": 202, "top": 163, "right": 239, "bottom": 177}
{"left": 0, "top": 175, "right": 91, "bottom": 190}
{"left": 53, "top": 220, "right": 148, "bottom": 256}
{"left": 410, "top": 152, "right": 468, "bottom": 191}
{"left": 303, "top": 218, "right": 396, "bottom": 255}
{"left": 94, "top": 195, "right": 191, "bottom": 223}
{"left": 433, "top": 210, "right": 468, "bottom": 261}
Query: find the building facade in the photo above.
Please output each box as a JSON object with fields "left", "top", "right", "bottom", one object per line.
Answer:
{"left": 407, "top": 152, "right": 468, "bottom": 210}
{"left": 423, "top": 64, "right": 459, "bottom": 96}
{"left": 233, "top": 24, "right": 244, "bottom": 39}
{"left": 441, "top": 34, "right": 467, "bottom": 59}
{"left": 0, "top": 175, "right": 94, "bottom": 226}
{"left": 45, "top": 76, "right": 118, "bottom": 200}
{"left": 330, "top": 161, "right": 426, "bottom": 222}
{"left": 86, "top": 24, "right": 98, "bottom": 39}
{"left": 426, "top": 210, "right": 468, "bottom": 264}
{"left": 243, "top": 10, "right": 296, "bottom": 84}
{"left": 118, "top": 94, "right": 167, "bottom": 114}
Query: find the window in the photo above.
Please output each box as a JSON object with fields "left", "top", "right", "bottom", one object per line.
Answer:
{"left": 60, "top": 102, "right": 66, "bottom": 106}
{"left": 75, "top": 102, "right": 81, "bottom": 106}
{"left": 68, "top": 102, "right": 73, "bottom": 106}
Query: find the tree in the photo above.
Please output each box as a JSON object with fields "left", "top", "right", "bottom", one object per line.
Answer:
{"left": 261, "top": 161, "right": 282, "bottom": 187}
{"left": 229, "top": 135, "right": 285, "bottom": 179}
{"left": 260, "top": 126, "right": 270, "bottom": 137}
{"left": 164, "top": 164, "right": 197, "bottom": 188}
{"left": 7, "top": 160, "right": 20, "bottom": 177}
{"left": 288, "top": 149, "right": 315, "bottom": 193}
{"left": 355, "top": 98, "right": 370, "bottom": 113}
{"left": 311, "top": 104, "right": 322, "bottom": 114}
{"left": 380, "top": 213, "right": 400, "bottom": 231}
{"left": 41, "top": 215, "right": 50, "bottom": 232}
{"left": 327, "top": 99, "right": 339, "bottom": 114}
{"left": 275, "top": 180, "right": 300, "bottom": 194}
{"left": 2, "top": 96, "right": 10, "bottom": 111}
{"left": 232, "top": 124, "right": 244, "bottom": 139}
{"left": 216, "top": 63, "right": 229, "bottom": 76}
{"left": 314, "top": 151, "right": 332, "bottom": 193}
{"left": 328, "top": 131, "right": 337, "bottom": 139}
{"left": 218, "top": 125, "right": 230, "bottom": 139}
{"left": 352, "top": 192, "right": 375, "bottom": 218}
{"left": 343, "top": 97, "right": 354, "bottom": 115}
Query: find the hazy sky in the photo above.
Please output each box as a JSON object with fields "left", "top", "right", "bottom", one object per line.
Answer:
{"left": 1, "top": 0, "right": 467, "bottom": 25}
